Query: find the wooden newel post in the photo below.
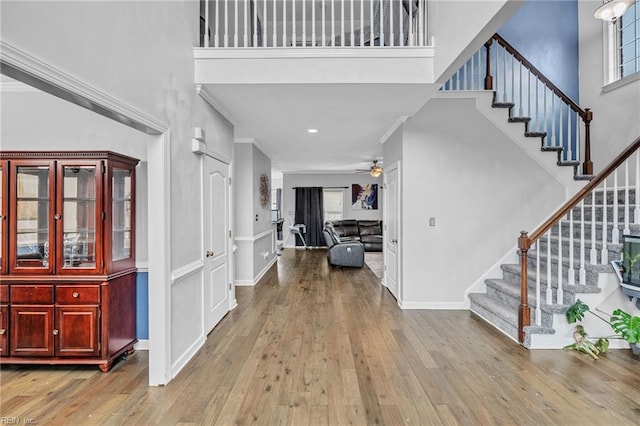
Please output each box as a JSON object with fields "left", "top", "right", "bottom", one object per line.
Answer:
{"left": 583, "top": 108, "right": 594, "bottom": 176}
{"left": 518, "top": 231, "right": 531, "bottom": 344}
{"left": 484, "top": 39, "right": 493, "bottom": 90}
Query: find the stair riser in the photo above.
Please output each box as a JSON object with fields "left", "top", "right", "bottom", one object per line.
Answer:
{"left": 469, "top": 301, "right": 519, "bottom": 341}
{"left": 535, "top": 240, "right": 621, "bottom": 265}
{"left": 591, "top": 190, "right": 639, "bottom": 205}
{"left": 485, "top": 285, "right": 555, "bottom": 327}
{"left": 568, "top": 205, "right": 637, "bottom": 223}
{"left": 501, "top": 270, "right": 581, "bottom": 304}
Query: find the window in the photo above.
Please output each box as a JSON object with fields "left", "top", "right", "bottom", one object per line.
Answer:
{"left": 619, "top": 1, "right": 640, "bottom": 78}
{"left": 323, "top": 189, "right": 344, "bottom": 222}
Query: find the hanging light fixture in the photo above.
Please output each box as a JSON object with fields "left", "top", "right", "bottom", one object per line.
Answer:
{"left": 594, "top": 0, "right": 636, "bottom": 21}
{"left": 369, "top": 161, "right": 383, "bottom": 177}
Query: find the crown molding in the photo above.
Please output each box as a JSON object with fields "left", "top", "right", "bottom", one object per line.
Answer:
{"left": 195, "top": 84, "right": 236, "bottom": 125}
{"left": 379, "top": 116, "right": 409, "bottom": 144}
{"left": 0, "top": 40, "right": 168, "bottom": 135}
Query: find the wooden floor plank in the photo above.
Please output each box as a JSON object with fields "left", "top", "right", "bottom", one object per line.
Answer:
{"left": 1, "top": 249, "right": 639, "bottom": 425}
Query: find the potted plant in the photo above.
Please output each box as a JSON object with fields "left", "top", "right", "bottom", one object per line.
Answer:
{"left": 564, "top": 299, "right": 640, "bottom": 359}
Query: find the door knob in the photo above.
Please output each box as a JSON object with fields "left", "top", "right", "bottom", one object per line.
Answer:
{"left": 205, "top": 250, "right": 214, "bottom": 258}
{"left": 53, "top": 329, "right": 59, "bottom": 336}
{"left": 0, "top": 329, "right": 5, "bottom": 335}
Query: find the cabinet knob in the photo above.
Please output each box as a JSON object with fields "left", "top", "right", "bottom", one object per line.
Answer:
{"left": 206, "top": 250, "right": 214, "bottom": 258}
{"left": 0, "top": 215, "right": 5, "bottom": 220}
{"left": 54, "top": 214, "right": 63, "bottom": 220}
{"left": 0, "top": 329, "right": 5, "bottom": 335}
{"left": 72, "top": 291, "right": 80, "bottom": 298}
{"left": 53, "top": 329, "right": 59, "bottom": 336}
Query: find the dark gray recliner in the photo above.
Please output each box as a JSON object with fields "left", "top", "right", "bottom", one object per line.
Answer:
{"left": 322, "top": 229, "right": 365, "bottom": 268}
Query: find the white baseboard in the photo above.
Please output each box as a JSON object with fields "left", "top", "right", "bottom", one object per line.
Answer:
{"left": 399, "top": 301, "right": 468, "bottom": 310}
{"left": 235, "top": 256, "right": 278, "bottom": 286}
{"left": 134, "top": 339, "right": 149, "bottom": 351}
{"left": 171, "top": 336, "right": 205, "bottom": 379}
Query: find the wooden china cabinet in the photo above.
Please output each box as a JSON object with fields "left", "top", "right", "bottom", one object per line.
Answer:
{"left": 0, "top": 151, "right": 138, "bottom": 372}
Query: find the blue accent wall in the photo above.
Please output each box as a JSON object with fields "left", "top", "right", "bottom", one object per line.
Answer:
{"left": 136, "top": 272, "right": 149, "bottom": 339}
{"left": 498, "top": 0, "right": 579, "bottom": 102}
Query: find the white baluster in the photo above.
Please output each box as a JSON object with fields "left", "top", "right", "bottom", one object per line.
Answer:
{"left": 636, "top": 151, "right": 640, "bottom": 224}
{"left": 350, "top": 0, "right": 354, "bottom": 47}
{"left": 502, "top": 47, "right": 507, "bottom": 102}
{"left": 263, "top": 0, "right": 268, "bottom": 47}
{"left": 511, "top": 55, "right": 515, "bottom": 105}
{"left": 534, "top": 77, "right": 540, "bottom": 132}
{"left": 527, "top": 71, "right": 531, "bottom": 119}
{"left": 370, "top": 0, "right": 374, "bottom": 47}
{"left": 464, "top": 61, "right": 468, "bottom": 91}
{"left": 613, "top": 170, "right": 619, "bottom": 244}
{"left": 579, "top": 199, "right": 586, "bottom": 285}
{"left": 575, "top": 110, "right": 581, "bottom": 165}
{"left": 331, "top": 0, "right": 335, "bottom": 46}
{"left": 224, "top": 0, "right": 229, "bottom": 47}
{"left": 312, "top": 0, "right": 316, "bottom": 47}
{"left": 321, "top": 0, "right": 326, "bottom": 46}
{"left": 557, "top": 219, "right": 563, "bottom": 305}
{"left": 292, "top": 0, "right": 296, "bottom": 47}
{"left": 551, "top": 94, "right": 556, "bottom": 147}
{"left": 234, "top": 0, "right": 239, "bottom": 47}
{"left": 567, "top": 108, "right": 573, "bottom": 162}
{"left": 253, "top": 0, "right": 258, "bottom": 46}
{"left": 602, "top": 179, "right": 609, "bottom": 264}
{"left": 519, "top": 62, "right": 523, "bottom": 116}
{"left": 340, "top": 0, "right": 345, "bottom": 46}
{"left": 243, "top": 0, "right": 248, "bottom": 47}
{"left": 399, "top": 0, "right": 404, "bottom": 47}
{"left": 282, "top": 0, "right": 286, "bottom": 47}
{"left": 272, "top": 0, "right": 277, "bottom": 46}
{"left": 205, "top": 0, "right": 211, "bottom": 47}
{"left": 546, "top": 229, "right": 552, "bottom": 305}
{"left": 389, "top": 0, "right": 394, "bottom": 46}
{"left": 379, "top": 0, "right": 383, "bottom": 46}
{"left": 568, "top": 209, "right": 575, "bottom": 286}
{"left": 213, "top": 0, "right": 219, "bottom": 47}
{"left": 559, "top": 104, "right": 564, "bottom": 161}
{"left": 418, "top": 0, "right": 424, "bottom": 46}
{"left": 302, "top": 0, "right": 306, "bottom": 47}
{"left": 536, "top": 240, "right": 541, "bottom": 326}
{"left": 590, "top": 192, "right": 598, "bottom": 265}
{"left": 625, "top": 160, "right": 631, "bottom": 235}
{"left": 360, "top": 0, "right": 364, "bottom": 47}
{"left": 471, "top": 52, "right": 476, "bottom": 90}
{"left": 543, "top": 86, "right": 548, "bottom": 144}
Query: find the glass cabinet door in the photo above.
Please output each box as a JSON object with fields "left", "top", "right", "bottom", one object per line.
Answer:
{"left": 112, "top": 168, "right": 132, "bottom": 262}
{"left": 11, "top": 163, "right": 54, "bottom": 273}
{"left": 59, "top": 164, "right": 100, "bottom": 272}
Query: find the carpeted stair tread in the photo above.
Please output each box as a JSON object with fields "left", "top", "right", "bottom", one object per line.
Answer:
{"left": 508, "top": 116, "right": 531, "bottom": 123}
{"left": 484, "top": 278, "right": 568, "bottom": 314}
{"left": 500, "top": 263, "right": 603, "bottom": 293}
{"left": 492, "top": 102, "right": 515, "bottom": 108}
{"left": 525, "top": 131, "right": 547, "bottom": 138}
{"left": 541, "top": 146, "right": 563, "bottom": 152}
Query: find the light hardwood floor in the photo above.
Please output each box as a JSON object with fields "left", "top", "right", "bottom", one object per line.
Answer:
{"left": 2, "top": 249, "right": 640, "bottom": 425}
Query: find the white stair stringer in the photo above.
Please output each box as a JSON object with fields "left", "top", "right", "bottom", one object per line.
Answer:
{"left": 528, "top": 270, "right": 624, "bottom": 349}
{"left": 432, "top": 90, "right": 586, "bottom": 197}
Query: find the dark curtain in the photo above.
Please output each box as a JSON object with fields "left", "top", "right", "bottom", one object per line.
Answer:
{"left": 294, "top": 187, "right": 325, "bottom": 247}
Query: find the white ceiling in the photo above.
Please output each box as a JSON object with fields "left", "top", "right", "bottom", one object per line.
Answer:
{"left": 206, "top": 82, "right": 437, "bottom": 175}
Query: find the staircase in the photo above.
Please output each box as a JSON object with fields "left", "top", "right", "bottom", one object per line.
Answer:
{"left": 440, "top": 33, "right": 640, "bottom": 348}
{"left": 468, "top": 189, "right": 638, "bottom": 346}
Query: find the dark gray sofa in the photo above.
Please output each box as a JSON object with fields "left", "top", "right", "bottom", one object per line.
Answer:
{"left": 325, "top": 219, "right": 383, "bottom": 252}
{"left": 322, "top": 229, "right": 365, "bottom": 268}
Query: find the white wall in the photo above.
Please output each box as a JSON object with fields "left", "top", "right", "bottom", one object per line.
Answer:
{"left": 234, "top": 142, "right": 277, "bottom": 284}
{"left": 400, "top": 97, "right": 565, "bottom": 307}
{"left": 578, "top": 0, "right": 640, "bottom": 172}
{"left": 430, "top": 0, "right": 522, "bottom": 82}
{"left": 0, "top": 88, "right": 150, "bottom": 264}
{"left": 281, "top": 173, "right": 383, "bottom": 247}
{"left": 1, "top": 1, "right": 235, "bottom": 383}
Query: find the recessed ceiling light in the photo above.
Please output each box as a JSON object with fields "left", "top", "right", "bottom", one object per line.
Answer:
{"left": 307, "top": 128, "right": 318, "bottom": 134}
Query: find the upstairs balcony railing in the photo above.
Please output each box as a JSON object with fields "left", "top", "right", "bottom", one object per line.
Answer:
{"left": 200, "top": 0, "right": 429, "bottom": 48}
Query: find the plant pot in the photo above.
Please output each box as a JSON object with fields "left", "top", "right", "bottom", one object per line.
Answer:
{"left": 632, "top": 343, "right": 640, "bottom": 356}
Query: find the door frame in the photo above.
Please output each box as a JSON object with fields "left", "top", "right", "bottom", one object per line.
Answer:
{"left": 383, "top": 160, "right": 402, "bottom": 305}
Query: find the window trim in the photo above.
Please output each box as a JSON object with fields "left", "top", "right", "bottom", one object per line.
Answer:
{"left": 322, "top": 188, "right": 345, "bottom": 222}
{"left": 602, "top": 3, "right": 639, "bottom": 90}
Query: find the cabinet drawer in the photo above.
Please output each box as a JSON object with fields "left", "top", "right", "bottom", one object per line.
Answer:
{"left": 11, "top": 285, "right": 54, "bottom": 304}
{"left": 55, "top": 286, "right": 100, "bottom": 304}
{"left": 0, "top": 285, "right": 8, "bottom": 303}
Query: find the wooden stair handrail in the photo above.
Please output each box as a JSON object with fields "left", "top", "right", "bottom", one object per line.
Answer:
{"left": 490, "top": 34, "right": 587, "bottom": 120}
{"left": 485, "top": 33, "right": 593, "bottom": 176}
{"left": 517, "top": 135, "right": 640, "bottom": 343}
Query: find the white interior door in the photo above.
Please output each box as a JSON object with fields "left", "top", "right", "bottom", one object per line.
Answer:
{"left": 204, "top": 155, "right": 230, "bottom": 334}
{"left": 384, "top": 162, "right": 400, "bottom": 301}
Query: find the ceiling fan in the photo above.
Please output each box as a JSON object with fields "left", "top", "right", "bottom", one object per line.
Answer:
{"left": 356, "top": 160, "right": 384, "bottom": 177}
